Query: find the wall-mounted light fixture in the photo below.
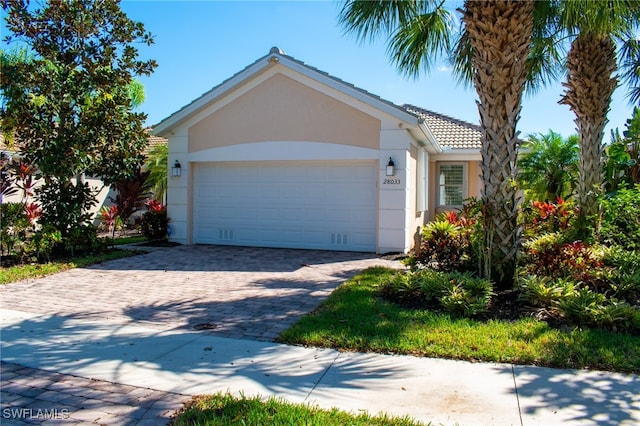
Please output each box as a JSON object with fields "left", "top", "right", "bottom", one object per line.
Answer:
{"left": 171, "top": 160, "right": 182, "bottom": 177}
{"left": 386, "top": 157, "right": 395, "bottom": 176}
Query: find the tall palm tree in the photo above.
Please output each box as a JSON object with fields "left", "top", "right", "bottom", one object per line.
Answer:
{"left": 519, "top": 130, "right": 579, "bottom": 202}
{"left": 558, "top": 1, "right": 640, "bottom": 231}
{"left": 339, "top": 0, "right": 537, "bottom": 289}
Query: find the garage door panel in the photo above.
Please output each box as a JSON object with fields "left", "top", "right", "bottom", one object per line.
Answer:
{"left": 194, "top": 161, "right": 377, "bottom": 251}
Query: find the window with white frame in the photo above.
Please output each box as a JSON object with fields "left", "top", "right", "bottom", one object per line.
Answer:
{"left": 438, "top": 163, "right": 466, "bottom": 207}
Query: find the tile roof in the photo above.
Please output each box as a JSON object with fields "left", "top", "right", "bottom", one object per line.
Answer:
{"left": 145, "top": 130, "right": 167, "bottom": 154}
{"left": 404, "top": 104, "right": 482, "bottom": 150}
{"left": 0, "top": 129, "right": 166, "bottom": 156}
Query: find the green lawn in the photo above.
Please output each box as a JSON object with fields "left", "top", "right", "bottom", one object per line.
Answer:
{"left": 0, "top": 249, "right": 141, "bottom": 284}
{"left": 278, "top": 267, "right": 640, "bottom": 374}
{"left": 171, "top": 392, "right": 426, "bottom": 426}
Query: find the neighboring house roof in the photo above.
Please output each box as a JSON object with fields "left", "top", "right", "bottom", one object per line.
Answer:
{"left": 1, "top": 128, "right": 166, "bottom": 157}
{"left": 145, "top": 130, "right": 167, "bottom": 155}
{"left": 404, "top": 105, "right": 482, "bottom": 150}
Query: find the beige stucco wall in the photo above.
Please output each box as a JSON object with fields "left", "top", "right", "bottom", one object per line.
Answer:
{"left": 188, "top": 73, "right": 381, "bottom": 152}
{"left": 407, "top": 144, "right": 427, "bottom": 249}
{"left": 427, "top": 160, "right": 482, "bottom": 221}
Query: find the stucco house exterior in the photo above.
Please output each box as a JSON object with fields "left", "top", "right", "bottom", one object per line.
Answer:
{"left": 154, "top": 47, "right": 482, "bottom": 253}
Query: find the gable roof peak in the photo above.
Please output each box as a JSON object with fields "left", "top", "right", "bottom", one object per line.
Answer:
{"left": 269, "top": 46, "right": 285, "bottom": 55}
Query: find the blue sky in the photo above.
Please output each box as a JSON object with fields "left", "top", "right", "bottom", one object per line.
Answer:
{"left": 4, "top": 1, "right": 638, "bottom": 139}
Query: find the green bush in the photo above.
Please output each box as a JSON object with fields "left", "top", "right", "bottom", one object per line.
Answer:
{"left": 518, "top": 275, "right": 640, "bottom": 334}
{"left": 0, "top": 202, "right": 29, "bottom": 257}
{"left": 414, "top": 211, "right": 478, "bottom": 273}
{"left": 439, "top": 275, "right": 494, "bottom": 317}
{"left": 601, "top": 185, "right": 640, "bottom": 250}
{"left": 137, "top": 200, "right": 169, "bottom": 241}
{"left": 522, "top": 233, "right": 605, "bottom": 286}
{"left": 381, "top": 270, "right": 493, "bottom": 318}
{"left": 518, "top": 275, "right": 574, "bottom": 311}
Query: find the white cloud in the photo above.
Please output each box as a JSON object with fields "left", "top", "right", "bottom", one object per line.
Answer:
{"left": 437, "top": 65, "right": 452, "bottom": 72}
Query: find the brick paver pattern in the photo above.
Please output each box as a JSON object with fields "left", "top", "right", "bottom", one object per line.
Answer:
{"left": 1, "top": 245, "right": 401, "bottom": 425}
{"left": 1, "top": 362, "right": 186, "bottom": 425}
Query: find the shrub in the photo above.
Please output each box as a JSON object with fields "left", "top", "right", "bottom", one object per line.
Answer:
{"left": 439, "top": 274, "right": 494, "bottom": 317}
{"left": 138, "top": 200, "right": 169, "bottom": 241}
{"left": 522, "top": 233, "right": 604, "bottom": 286}
{"left": 518, "top": 275, "right": 573, "bottom": 311}
{"left": 518, "top": 275, "right": 640, "bottom": 334}
{"left": 381, "top": 270, "right": 493, "bottom": 318}
{"left": 522, "top": 197, "right": 576, "bottom": 238}
{"left": 600, "top": 185, "right": 640, "bottom": 250}
{"left": 0, "top": 202, "right": 30, "bottom": 260}
{"left": 109, "top": 167, "right": 151, "bottom": 225}
{"left": 414, "top": 210, "right": 477, "bottom": 273}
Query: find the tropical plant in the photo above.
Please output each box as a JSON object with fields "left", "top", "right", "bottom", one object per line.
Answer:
{"left": 605, "top": 107, "right": 640, "bottom": 192}
{"left": 138, "top": 199, "right": 169, "bottom": 241}
{"left": 381, "top": 269, "right": 493, "bottom": 317}
{"left": 99, "top": 205, "right": 123, "bottom": 241}
{"left": 600, "top": 184, "right": 640, "bottom": 250}
{"left": 109, "top": 167, "right": 151, "bottom": 225}
{"left": 144, "top": 143, "right": 168, "bottom": 202}
{"left": 339, "top": 0, "right": 544, "bottom": 290}
{"left": 415, "top": 210, "right": 477, "bottom": 273}
{"left": 557, "top": 1, "right": 640, "bottom": 231}
{"left": 518, "top": 130, "right": 579, "bottom": 202}
{"left": 1, "top": 0, "right": 157, "bottom": 242}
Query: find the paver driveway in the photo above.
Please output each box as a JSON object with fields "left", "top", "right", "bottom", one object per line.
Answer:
{"left": 1, "top": 245, "right": 402, "bottom": 341}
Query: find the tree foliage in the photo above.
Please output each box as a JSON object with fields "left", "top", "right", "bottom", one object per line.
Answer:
{"left": 519, "top": 130, "right": 579, "bottom": 202}
{"left": 0, "top": 0, "right": 157, "bottom": 241}
{"left": 606, "top": 106, "right": 640, "bottom": 192}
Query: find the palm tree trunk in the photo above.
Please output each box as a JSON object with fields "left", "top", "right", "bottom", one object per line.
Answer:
{"left": 463, "top": 0, "right": 534, "bottom": 290}
{"left": 560, "top": 33, "right": 618, "bottom": 229}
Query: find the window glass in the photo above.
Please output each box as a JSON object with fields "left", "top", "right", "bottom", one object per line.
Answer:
{"left": 438, "top": 164, "right": 464, "bottom": 206}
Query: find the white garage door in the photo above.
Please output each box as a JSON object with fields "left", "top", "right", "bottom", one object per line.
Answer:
{"left": 193, "top": 161, "right": 377, "bottom": 252}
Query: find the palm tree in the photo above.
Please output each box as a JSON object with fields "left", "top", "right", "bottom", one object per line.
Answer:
{"left": 519, "top": 130, "right": 579, "bottom": 202}
{"left": 144, "top": 143, "right": 168, "bottom": 203}
{"left": 558, "top": 1, "right": 640, "bottom": 230}
{"left": 339, "top": 0, "right": 538, "bottom": 289}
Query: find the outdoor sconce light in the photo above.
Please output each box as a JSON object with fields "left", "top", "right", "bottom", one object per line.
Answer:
{"left": 386, "top": 157, "right": 395, "bottom": 176}
{"left": 171, "top": 160, "right": 182, "bottom": 177}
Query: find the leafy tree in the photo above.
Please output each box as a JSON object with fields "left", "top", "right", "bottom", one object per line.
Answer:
{"left": 339, "top": 0, "right": 543, "bottom": 289}
{"left": 0, "top": 0, "right": 156, "bottom": 246}
{"left": 519, "top": 130, "right": 579, "bottom": 202}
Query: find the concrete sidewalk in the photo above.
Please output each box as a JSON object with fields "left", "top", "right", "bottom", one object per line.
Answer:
{"left": 2, "top": 308, "right": 638, "bottom": 426}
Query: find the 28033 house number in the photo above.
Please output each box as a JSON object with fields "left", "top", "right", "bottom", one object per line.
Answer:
{"left": 383, "top": 178, "right": 401, "bottom": 185}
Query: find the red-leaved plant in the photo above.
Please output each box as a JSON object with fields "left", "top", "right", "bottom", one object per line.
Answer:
{"left": 24, "top": 202, "right": 42, "bottom": 226}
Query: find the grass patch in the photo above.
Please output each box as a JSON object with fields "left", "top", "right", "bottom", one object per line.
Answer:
{"left": 112, "top": 235, "right": 147, "bottom": 245}
{"left": 0, "top": 249, "right": 141, "bottom": 284}
{"left": 278, "top": 267, "right": 640, "bottom": 374}
{"left": 171, "top": 392, "right": 426, "bottom": 426}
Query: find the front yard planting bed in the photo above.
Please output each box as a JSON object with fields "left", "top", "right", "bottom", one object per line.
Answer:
{"left": 278, "top": 267, "right": 640, "bottom": 374}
